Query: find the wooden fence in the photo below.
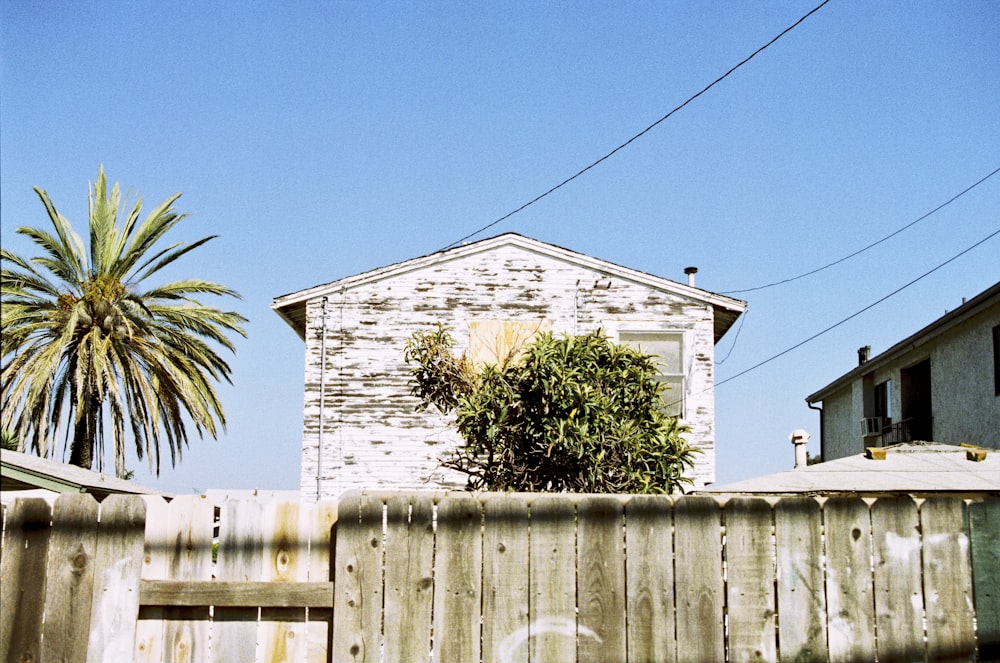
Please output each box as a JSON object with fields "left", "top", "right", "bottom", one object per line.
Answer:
{"left": 1, "top": 491, "right": 998, "bottom": 662}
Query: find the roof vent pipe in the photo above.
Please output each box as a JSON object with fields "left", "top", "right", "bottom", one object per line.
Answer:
{"left": 790, "top": 429, "right": 810, "bottom": 469}
{"left": 858, "top": 345, "right": 871, "bottom": 365}
{"left": 684, "top": 266, "right": 698, "bottom": 287}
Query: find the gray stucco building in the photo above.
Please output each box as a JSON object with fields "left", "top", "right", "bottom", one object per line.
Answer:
{"left": 807, "top": 281, "right": 1000, "bottom": 462}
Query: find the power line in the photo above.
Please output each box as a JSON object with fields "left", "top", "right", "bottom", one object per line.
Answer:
{"left": 721, "top": 165, "right": 1000, "bottom": 295}
{"left": 715, "top": 307, "right": 748, "bottom": 365}
{"left": 441, "top": 0, "right": 833, "bottom": 251}
{"left": 713, "top": 225, "right": 1000, "bottom": 390}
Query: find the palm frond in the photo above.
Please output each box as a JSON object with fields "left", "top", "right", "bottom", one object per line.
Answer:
{"left": 1, "top": 169, "right": 244, "bottom": 475}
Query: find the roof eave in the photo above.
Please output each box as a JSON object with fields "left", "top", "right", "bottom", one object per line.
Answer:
{"left": 807, "top": 280, "right": 1000, "bottom": 403}
{"left": 272, "top": 233, "right": 746, "bottom": 342}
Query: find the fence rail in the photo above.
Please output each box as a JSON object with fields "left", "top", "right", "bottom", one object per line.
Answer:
{"left": 1, "top": 491, "right": 998, "bottom": 662}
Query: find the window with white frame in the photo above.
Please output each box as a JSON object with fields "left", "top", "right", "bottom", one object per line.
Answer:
{"left": 619, "top": 331, "right": 685, "bottom": 419}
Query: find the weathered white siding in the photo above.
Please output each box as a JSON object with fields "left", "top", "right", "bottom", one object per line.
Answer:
{"left": 296, "top": 243, "right": 727, "bottom": 500}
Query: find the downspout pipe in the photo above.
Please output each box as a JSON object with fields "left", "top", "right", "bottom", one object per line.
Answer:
{"left": 317, "top": 296, "right": 328, "bottom": 499}
{"left": 807, "top": 400, "right": 823, "bottom": 463}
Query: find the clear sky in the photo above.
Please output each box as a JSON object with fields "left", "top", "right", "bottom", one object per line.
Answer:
{"left": 2, "top": 1, "right": 998, "bottom": 494}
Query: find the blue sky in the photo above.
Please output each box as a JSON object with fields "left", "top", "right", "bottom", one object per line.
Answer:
{"left": 2, "top": 1, "right": 997, "bottom": 493}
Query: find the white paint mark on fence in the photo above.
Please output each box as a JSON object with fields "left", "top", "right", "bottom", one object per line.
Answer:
{"left": 88, "top": 558, "right": 138, "bottom": 662}
{"left": 496, "top": 617, "right": 602, "bottom": 663}
{"left": 884, "top": 531, "right": 920, "bottom": 561}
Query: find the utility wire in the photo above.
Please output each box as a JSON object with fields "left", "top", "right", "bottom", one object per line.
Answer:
{"left": 441, "top": 0, "right": 833, "bottom": 251}
{"left": 713, "top": 225, "right": 1000, "bottom": 390}
{"left": 721, "top": 165, "right": 1000, "bottom": 295}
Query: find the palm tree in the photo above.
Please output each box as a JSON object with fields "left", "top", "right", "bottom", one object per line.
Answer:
{"left": 1, "top": 168, "right": 247, "bottom": 476}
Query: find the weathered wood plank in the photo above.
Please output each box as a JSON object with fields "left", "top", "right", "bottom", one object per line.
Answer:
{"left": 306, "top": 500, "right": 338, "bottom": 663}
{"left": 259, "top": 500, "right": 308, "bottom": 663}
{"left": 134, "top": 496, "right": 171, "bottom": 663}
{"left": 774, "top": 496, "right": 827, "bottom": 662}
{"left": 577, "top": 495, "right": 626, "bottom": 663}
{"left": 969, "top": 496, "right": 1000, "bottom": 662}
{"left": 724, "top": 497, "right": 776, "bottom": 663}
{"left": 160, "top": 495, "right": 215, "bottom": 663}
{"left": 870, "top": 496, "right": 924, "bottom": 662}
{"left": 383, "top": 494, "right": 435, "bottom": 661}
{"left": 39, "top": 494, "right": 100, "bottom": 663}
{"left": 140, "top": 580, "right": 335, "bottom": 607}
{"left": 528, "top": 495, "right": 577, "bottom": 663}
{"left": 624, "top": 495, "right": 676, "bottom": 663}
{"left": 434, "top": 493, "right": 483, "bottom": 663}
{"left": 0, "top": 498, "right": 52, "bottom": 663}
{"left": 824, "top": 496, "right": 876, "bottom": 662}
{"left": 332, "top": 492, "right": 385, "bottom": 662}
{"left": 214, "top": 498, "right": 264, "bottom": 662}
{"left": 482, "top": 494, "right": 530, "bottom": 663}
{"left": 921, "top": 498, "right": 975, "bottom": 662}
{"left": 86, "top": 495, "right": 147, "bottom": 663}
{"left": 673, "top": 495, "right": 724, "bottom": 662}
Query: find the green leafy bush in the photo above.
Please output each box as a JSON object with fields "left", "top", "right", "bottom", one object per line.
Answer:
{"left": 405, "top": 325, "right": 695, "bottom": 494}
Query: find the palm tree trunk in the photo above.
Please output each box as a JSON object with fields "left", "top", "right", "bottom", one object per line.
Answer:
{"left": 69, "top": 399, "right": 98, "bottom": 469}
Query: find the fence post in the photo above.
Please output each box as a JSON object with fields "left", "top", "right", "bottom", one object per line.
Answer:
{"left": 41, "top": 494, "right": 101, "bottom": 663}
{"left": 86, "top": 495, "right": 147, "bottom": 663}
{"left": 674, "top": 496, "right": 724, "bottom": 661}
{"left": 0, "top": 498, "right": 53, "bottom": 663}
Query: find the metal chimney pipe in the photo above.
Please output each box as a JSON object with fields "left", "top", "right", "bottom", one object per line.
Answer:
{"left": 684, "top": 266, "right": 698, "bottom": 287}
{"left": 858, "top": 345, "right": 871, "bottom": 365}
{"left": 790, "top": 429, "right": 811, "bottom": 469}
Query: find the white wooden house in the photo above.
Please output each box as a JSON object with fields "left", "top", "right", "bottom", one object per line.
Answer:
{"left": 273, "top": 233, "right": 746, "bottom": 499}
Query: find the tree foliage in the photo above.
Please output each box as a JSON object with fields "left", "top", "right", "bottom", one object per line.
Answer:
{"left": 405, "top": 325, "right": 695, "bottom": 494}
{"left": 1, "top": 168, "right": 247, "bottom": 476}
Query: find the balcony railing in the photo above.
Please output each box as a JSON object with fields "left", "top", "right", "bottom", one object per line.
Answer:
{"left": 879, "top": 416, "right": 933, "bottom": 445}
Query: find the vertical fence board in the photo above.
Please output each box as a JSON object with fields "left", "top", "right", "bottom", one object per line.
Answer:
{"left": 725, "top": 497, "right": 777, "bottom": 663}
{"left": 624, "top": 495, "right": 676, "bottom": 663}
{"left": 483, "top": 494, "right": 530, "bottom": 663}
{"left": 921, "top": 498, "right": 975, "bottom": 662}
{"left": 434, "top": 493, "right": 483, "bottom": 663}
{"left": 215, "top": 499, "right": 263, "bottom": 662}
{"left": 577, "top": 495, "right": 626, "bottom": 663}
{"left": 774, "top": 496, "right": 827, "bottom": 662}
{"left": 259, "top": 501, "right": 308, "bottom": 663}
{"left": 306, "top": 500, "right": 338, "bottom": 663}
{"left": 86, "top": 495, "right": 147, "bottom": 663}
{"left": 528, "top": 495, "right": 577, "bottom": 663}
{"left": 969, "top": 496, "right": 1000, "bottom": 661}
{"left": 870, "top": 496, "right": 924, "bottom": 662}
{"left": 135, "top": 496, "right": 171, "bottom": 662}
{"left": 383, "top": 494, "right": 435, "bottom": 661}
{"left": 332, "top": 492, "right": 384, "bottom": 662}
{"left": 40, "top": 494, "right": 100, "bottom": 663}
{"left": 824, "top": 497, "right": 876, "bottom": 662}
{"left": 161, "top": 495, "right": 215, "bottom": 663}
{"left": 673, "top": 496, "right": 724, "bottom": 662}
{"left": 0, "top": 498, "right": 52, "bottom": 663}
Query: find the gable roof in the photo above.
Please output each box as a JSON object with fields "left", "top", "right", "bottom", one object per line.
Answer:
{"left": 807, "top": 280, "right": 1000, "bottom": 403}
{"left": 272, "top": 233, "right": 746, "bottom": 342}
{"left": 1, "top": 449, "right": 173, "bottom": 502}
{"left": 698, "top": 442, "right": 1000, "bottom": 496}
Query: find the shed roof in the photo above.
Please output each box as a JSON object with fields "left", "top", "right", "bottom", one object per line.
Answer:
{"left": 698, "top": 442, "right": 1000, "bottom": 496}
{"left": 806, "top": 280, "right": 1000, "bottom": 403}
{"left": 1, "top": 449, "right": 173, "bottom": 502}
{"left": 272, "top": 233, "right": 746, "bottom": 342}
